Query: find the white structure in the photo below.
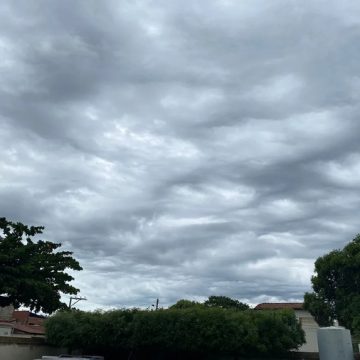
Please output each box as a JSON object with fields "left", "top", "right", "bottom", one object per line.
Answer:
{"left": 296, "top": 309, "right": 319, "bottom": 352}
{"left": 317, "top": 326, "right": 353, "bottom": 360}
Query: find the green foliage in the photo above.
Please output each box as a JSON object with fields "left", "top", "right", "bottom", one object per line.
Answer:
{"left": 303, "top": 292, "right": 332, "bottom": 326}
{"left": 169, "top": 296, "right": 249, "bottom": 311}
{"left": 204, "top": 295, "right": 249, "bottom": 310}
{"left": 304, "top": 234, "right": 360, "bottom": 332}
{"left": 168, "top": 299, "right": 204, "bottom": 309}
{"left": 0, "top": 217, "right": 82, "bottom": 313}
{"left": 45, "top": 309, "right": 137, "bottom": 355}
{"left": 46, "top": 308, "right": 304, "bottom": 359}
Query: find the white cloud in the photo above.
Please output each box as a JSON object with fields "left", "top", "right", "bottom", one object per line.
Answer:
{"left": 0, "top": 0, "right": 359, "bottom": 309}
{"left": 246, "top": 74, "right": 303, "bottom": 103}
{"left": 318, "top": 153, "right": 360, "bottom": 187}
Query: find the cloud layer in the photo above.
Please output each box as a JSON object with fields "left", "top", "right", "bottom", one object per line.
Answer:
{"left": 1, "top": 0, "right": 360, "bottom": 309}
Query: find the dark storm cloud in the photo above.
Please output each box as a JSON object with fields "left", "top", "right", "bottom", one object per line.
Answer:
{"left": 1, "top": 0, "right": 360, "bottom": 309}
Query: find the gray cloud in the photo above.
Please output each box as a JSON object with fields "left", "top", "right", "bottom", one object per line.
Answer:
{"left": 1, "top": 0, "right": 360, "bottom": 310}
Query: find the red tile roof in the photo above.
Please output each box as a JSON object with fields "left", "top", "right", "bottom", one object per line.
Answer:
{"left": 13, "top": 323, "right": 45, "bottom": 335}
{"left": 12, "top": 311, "right": 29, "bottom": 324}
{"left": 0, "top": 309, "right": 46, "bottom": 335}
{"left": 28, "top": 317, "right": 44, "bottom": 326}
{"left": 0, "top": 321, "right": 45, "bottom": 335}
{"left": 254, "top": 302, "right": 304, "bottom": 310}
{"left": 12, "top": 310, "right": 44, "bottom": 323}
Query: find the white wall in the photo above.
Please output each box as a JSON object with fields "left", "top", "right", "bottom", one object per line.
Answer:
{"left": 295, "top": 309, "right": 319, "bottom": 352}
{"left": 0, "top": 325, "right": 13, "bottom": 336}
{"left": 0, "top": 341, "right": 66, "bottom": 360}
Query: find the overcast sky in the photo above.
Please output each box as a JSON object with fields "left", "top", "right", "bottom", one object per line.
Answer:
{"left": 1, "top": 0, "right": 360, "bottom": 310}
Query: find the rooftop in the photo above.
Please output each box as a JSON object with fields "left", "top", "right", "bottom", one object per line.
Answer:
{"left": 254, "top": 302, "right": 304, "bottom": 310}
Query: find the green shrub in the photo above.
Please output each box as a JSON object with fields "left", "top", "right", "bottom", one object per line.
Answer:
{"left": 45, "top": 308, "right": 304, "bottom": 358}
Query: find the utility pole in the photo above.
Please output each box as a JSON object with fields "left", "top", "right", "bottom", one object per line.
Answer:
{"left": 151, "top": 298, "right": 160, "bottom": 311}
{"left": 68, "top": 296, "right": 87, "bottom": 309}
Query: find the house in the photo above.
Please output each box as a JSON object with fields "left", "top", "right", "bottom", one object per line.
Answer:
{"left": 0, "top": 321, "right": 46, "bottom": 336}
{"left": 254, "top": 302, "right": 319, "bottom": 352}
{"left": 0, "top": 303, "right": 45, "bottom": 337}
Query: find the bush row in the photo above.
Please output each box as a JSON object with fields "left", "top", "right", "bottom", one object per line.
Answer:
{"left": 45, "top": 308, "right": 304, "bottom": 359}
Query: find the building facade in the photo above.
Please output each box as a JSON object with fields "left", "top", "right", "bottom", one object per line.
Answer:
{"left": 255, "top": 302, "right": 319, "bottom": 352}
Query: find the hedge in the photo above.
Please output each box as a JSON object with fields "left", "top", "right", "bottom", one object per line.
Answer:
{"left": 45, "top": 308, "right": 304, "bottom": 359}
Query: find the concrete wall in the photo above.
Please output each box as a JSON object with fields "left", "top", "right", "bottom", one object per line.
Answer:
{"left": 295, "top": 309, "right": 319, "bottom": 352}
{"left": 0, "top": 305, "right": 14, "bottom": 320}
{"left": 0, "top": 325, "right": 13, "bottom": 336}
{"left": 0, "top": 335, "right": 65, "bottom": 360}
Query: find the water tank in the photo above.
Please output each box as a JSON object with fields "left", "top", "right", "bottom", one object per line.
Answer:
{"left": 317, "top": 326, "right": 353, "bottom": 360}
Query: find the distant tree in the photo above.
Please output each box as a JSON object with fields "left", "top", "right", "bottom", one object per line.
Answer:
{"left": 0, "top": 217, "right": 82, "bottom": 313}
{"left": 204, "top": 296, "right": 249, "bottom": 310}
{"left": 169, "top": 299, "right": 204, "bottom": 309}
{"left": 304, "top": 235, "right": 360, "bottom": 332}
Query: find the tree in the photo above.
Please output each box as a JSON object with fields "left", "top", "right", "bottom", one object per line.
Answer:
{"left": 169, "top": 299, "right": 204, "bottom": 309}
{"left": 0, "top": 217, "right": 82, "bottom": 313}
{"left": 204, "top": 295, "right": 249, "bottom": 310}
{"left": 304, "top": 234, "right": 360, "bottom": 332}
